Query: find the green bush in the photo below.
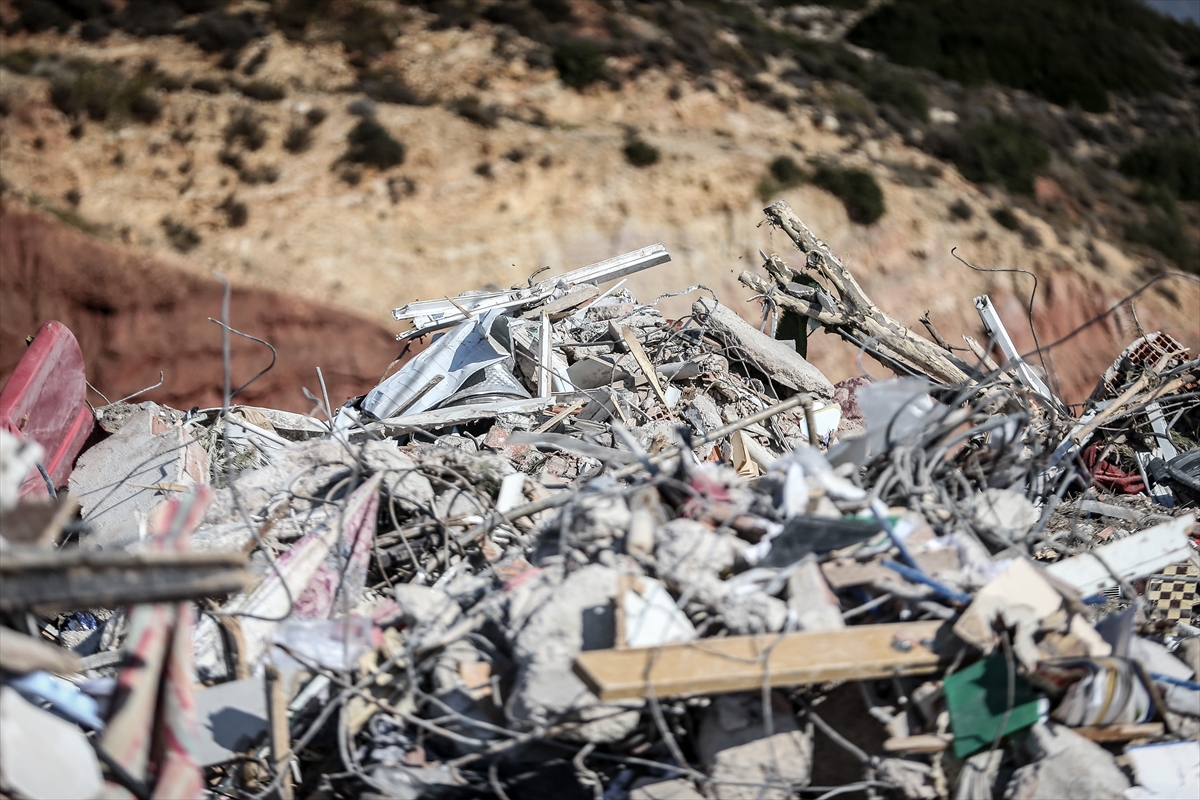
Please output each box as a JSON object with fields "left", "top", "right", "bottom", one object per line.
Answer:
{"left": 812, "top": 164, "right": 885, "bottom": 224}
{"left": 161, "top": 217, "right": 201, "bottom": 253}
{"left": 283, "top": 122, "right": 313, "bottom": 154}
{"left": 1126, "top": 209, "right": 1199, "bottom": 273}
{"left": 623, "top": 137, "right": 660, "bottom": 167}
{"left": 770, "top": 156, "right": 805, "bottom": 188}
{"left": 990, "top": 207, "right": 1020, "bottom": 230}
{"left": 0, "top": 49, "right": 40, "bottom": 75}
{"left": 553, "top": 41, "right": 605, "bottom": 90}
{"left": 865, "top": 70, "right": 928, "bottom": 122}
{"left": 1119, "top": 138, "right": 1200, "bottom": 202}
{"left": 951, "top": 117, "right": 1048, "bottom": 195}
{"left": 848, "top": 0, "right": 1187, "bottom": 112}
{"left": 342, "top": 118, "right": 405, "bottom": 169}
{"left": 47, "top": 59, "right": 161, "bottom": 124}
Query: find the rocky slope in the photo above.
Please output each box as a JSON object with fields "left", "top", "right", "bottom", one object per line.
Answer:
{"left": 1, "top": 0, "right": 1197, "bottom": 407}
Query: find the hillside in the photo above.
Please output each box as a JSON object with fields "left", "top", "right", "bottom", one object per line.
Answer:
{"left": 1, "top": 0, "right": 1198, "bottom": 407}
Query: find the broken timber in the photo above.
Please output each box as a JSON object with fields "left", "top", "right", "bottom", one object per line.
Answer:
{"left": 745, "top": 201, "right": 973, "bottom": 386}
{"left": 0, "top": 547, "right": 252, "bottom": 612}
{"left": 573, "top": 620, "right": 944, "bottom": 701}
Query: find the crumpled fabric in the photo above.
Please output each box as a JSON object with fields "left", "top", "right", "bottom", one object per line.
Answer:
{"left": 1082, "top": 443, "right": 1144, "bottom": 494}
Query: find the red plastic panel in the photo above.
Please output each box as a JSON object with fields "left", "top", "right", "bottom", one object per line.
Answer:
{"left": 0, "top": 320, "right": 94, "bottom": 498}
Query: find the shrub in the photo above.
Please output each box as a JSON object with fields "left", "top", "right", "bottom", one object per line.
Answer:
{"left": 218, "top": 194, "right": 248, "bottom": 227}
{"left": 12, "top": 0, "right": 74, "bottom": 33}
{"left": 360, "top": 71, "right": 431, "bottom": 106}
{"left": 769, "top": 156, "right": 805, "bottom": 189}
{"left": 948, "top": 198, "right": 973, "bottom": 220}
{"left": 283, "top": 122, "right": 313, "bottom": 154}
{"left": 953, "top": 117, "right": 1049, "bottom": 195}
{"left": 191, "top": 76, "right": 224, "bottom": 94}
{"left": 990, "top": 207, "right": 1020, "bottom": 230}
{"left": 865, "top": 70, "right": 928, "bottom": 122}
{"left": 1127, "top": 209, "right": 1199, "bottom": 272}
{"left": 341, "top": 118, "right": 405, "bottom": 169}
{"left": 812, "top": 164, "right": 885, "bottom": 224}
{"left": 451, "top": 95, "right": 501, "bottom": 128}
{"left": 238, "top": 80, "right": 285, "bottom": 102}
{"left": 553, "top": 41, "right": 605, "bottom": 90}
{"left": 0, "top": 49, "right": 40, "bottom": 75}
{"left": 181, "top": 11, "right": 263, "bottom": 55}
{"left": 1119, "top": 138, "right": 1200, "bottom": 202}
{"left": 223, "top": 107, "right": 267, "bottom": 151}
{"left": 48, "top": 59, "right": 161, "bottom": 124}
{"left": 623, "top": 138, "right": 659, "bottom": 167}
{"left": 113, "top": 1, "right": 182, "bottom": 37}
{"left": 237, "top": 163, "right": 279, "bottom": 184}
{"left": 161, "top": 217, "right": 201, "bottom": 252}
{"left": 848, "top": 0, "right": 1183, "bottom": 112}
{"left": 305, "top": 106, "right": 327, "bottom": 126}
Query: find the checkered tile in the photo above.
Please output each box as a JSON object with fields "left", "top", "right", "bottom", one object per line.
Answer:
{"left": 1146, "top": 562, "right": 1199, "bottom": 623}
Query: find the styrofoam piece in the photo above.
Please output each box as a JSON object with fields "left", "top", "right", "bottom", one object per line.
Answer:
{"left": 1045, "top": 514, "right": 1196, "bottom": 596}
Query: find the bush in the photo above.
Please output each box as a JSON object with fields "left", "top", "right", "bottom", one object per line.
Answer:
{"left": 341, "top": 118, "right": 405, "bottom": 169}
{"left": 769, "top": 156, "right": 805, "bottom": 189}
{"left": 952, "top": 117, "right": 1049, "bottom": 195}
{"left": 223, "top": 107, "right": 267, "bottom": 151}
{"left": 848, "top": 0, "right": 1183, "bottom": 112}
{"left": 623, "top": 137, "right": 659, "bottom": 167}
{"left": 451, "top": 95, "right": 501, "bottom": 128}
{"left": 1119, "top": 138, "right": 1200, "bottom": 202}
{"left": 113, "top": 0, "right": 182, "bottom": 37}
{"left": 811, "top": 164, "right": 885, "bottom": 224}
{"left": 47, "top": 59, "right": 161, "bottom": 124}
{"left": 865, "top": 70, "right": 928, "bottom": 123}
{"left": 181, "top": 11, "right": 263, "bottom": 55}
{"left": 283, "top": 122, "right": 313, "bottom": 154}
{"left": 553, "top": 41, "right": 605, "bottom": 90}
{"left": 161, "top": 217, "right": 201, "bottom": 252}
{"left": 12, "top": 1, "right": 73, "bottom": 34}
{"left": 191, "top": 76, "right": 224, "bottom": 94}
{"left": 948, "top": 198, "right": 973, "bottom": 220}
{"left": 1127, "top": 208, "right": 1199, "bottom": 272}
{"left": 990, "top": 207, "right": 1020, "bottom": 230}
{"left": 218, "top": 194, "right": 248, "bottom": 227}
{"left": 238, "top": 80, "right": 286, "bottom": 102}
{"left": 305, "top": 106, "right": 327, "bottom": 126}
{"left": 0, "top": 49, "right": 40, "bottom": 75}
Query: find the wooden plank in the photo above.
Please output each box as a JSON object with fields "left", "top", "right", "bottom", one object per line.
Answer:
{"left": 884, "top": 722, "right": 1163, "bottom": 754}
{"left": 621, "top": 327, "right": 671, "bottom": 412}
{"left": 573, "top": 621, "right": 943, "bottom": 701}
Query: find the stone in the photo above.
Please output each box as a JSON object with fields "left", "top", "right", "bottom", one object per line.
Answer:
{"left": 0, "top": 686, "right": 104, "bottom": 800}
{"left": 696, "top": 693, "right": 812, "bottom": 800}
{"left": 509, "top": 564, "right": 642, "bottom": 743}
{"left": 973, "top": 488, "right": 1040, "bottom": 542}
{"left": 654, "top": 519, "right": 739, "bottom": 606}
{"left": 722, "top": 592, "right": 788, "bottom": 635}
{"left": 69, "top": 409, "right": 209, "bottom": 549}
{"left": 630, "top": 777, "right": 706, "bottom": 799}
{"left": 1003, "top": 723, "right": 1129, "bottom": 800}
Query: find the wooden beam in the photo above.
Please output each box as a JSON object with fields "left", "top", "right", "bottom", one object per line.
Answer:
{"left": 573, "top": 621, "right": 944, "bottom": 701}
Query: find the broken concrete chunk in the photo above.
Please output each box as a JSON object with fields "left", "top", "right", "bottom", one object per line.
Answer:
{"left": 69, "top": 409, "right": 209, "bottom": 549}
{"left": 973, "top": 488, "right": 1039, "bottom": 542}
{"left": 1003, "top": 722, "right": 1129, "bottom": 800}
{"left": 629, "top": 777, "right": 705, "bottom": 799}
{"left": 510, "top": 564, "right": 643, "bottom": 742}
{"left": 696, "top": 692, "right": 812, "bottom": 800}
{"left": 654, "top": 518, "right": 740, "bottom": 605}
{"left": 0, "top": 685, "right": 105, "bottom": 800}
{"left": 721, "top": 591, "right": 788, "bottom": 635}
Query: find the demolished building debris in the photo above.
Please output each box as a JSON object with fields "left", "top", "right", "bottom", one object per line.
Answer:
{"left": 1, "top": 201, "right": 1197, "bottom": 800}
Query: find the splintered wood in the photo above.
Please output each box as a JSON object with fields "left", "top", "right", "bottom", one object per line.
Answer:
{"left": 573, "top": 621, "right": 944, "bottom": 701}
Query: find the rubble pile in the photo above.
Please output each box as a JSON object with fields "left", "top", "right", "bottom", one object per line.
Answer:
{"left": 1, "top": 202, "right": 1197, "bottom": 800}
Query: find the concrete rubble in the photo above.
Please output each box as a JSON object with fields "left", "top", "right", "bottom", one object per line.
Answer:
{"left": 0, "top": 201, "right": 1197, "bottom": 799}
